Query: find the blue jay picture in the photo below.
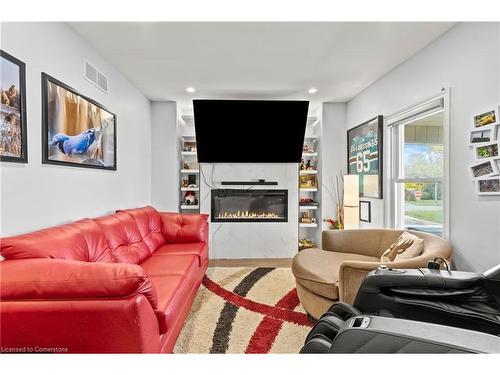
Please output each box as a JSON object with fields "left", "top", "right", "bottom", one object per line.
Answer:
{"left": 49, "top": 119, "right": 111, "bottom": 165}
{"left": 43, "top": 74, "right": 116, "bottom": 170}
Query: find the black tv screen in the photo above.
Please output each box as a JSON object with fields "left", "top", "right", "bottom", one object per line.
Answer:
{"left": 193, "top": 100, "right": 309, "bottom": 163}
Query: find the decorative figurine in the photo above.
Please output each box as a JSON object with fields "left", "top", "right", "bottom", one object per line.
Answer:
{"left": 184, "top": 191, "right": 197, "bottom": 205}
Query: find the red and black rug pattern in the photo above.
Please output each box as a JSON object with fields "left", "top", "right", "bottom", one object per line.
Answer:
{"left": 174, "top": 267, "right": 313, "bottom": 354}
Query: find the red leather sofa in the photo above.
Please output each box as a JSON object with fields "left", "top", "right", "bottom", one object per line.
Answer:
{"left": 0, "top": 206, "right": 208, "bottom": 353}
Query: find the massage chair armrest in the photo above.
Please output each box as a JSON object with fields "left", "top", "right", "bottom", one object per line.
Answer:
{"left": 0, "top": 258, "right": 158, "bottom": 308}
{"left": 353, "top": 266, "right": 484, "bottom": 308}
{"left": 160, "top": 212, "right": 209, "bottom": 244}
{"left": 329, "top": 316, "right": 500, "bottom": 353}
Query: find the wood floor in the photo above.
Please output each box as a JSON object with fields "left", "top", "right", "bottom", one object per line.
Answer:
{"left": 208, "top": 258, "right": 293, "bottom": 268}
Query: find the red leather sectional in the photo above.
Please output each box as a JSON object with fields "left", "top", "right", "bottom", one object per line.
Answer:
{"left": 0, "top": 206, "right": 208, "bottom": 353}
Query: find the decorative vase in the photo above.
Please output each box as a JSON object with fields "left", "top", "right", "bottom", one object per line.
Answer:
{"left": 336, "top": 204, "right": 344, "bottom": 230}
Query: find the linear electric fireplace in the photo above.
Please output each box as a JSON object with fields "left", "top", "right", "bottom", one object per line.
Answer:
{"left": 211, "top": 189, "right": 288, "bottom": 222}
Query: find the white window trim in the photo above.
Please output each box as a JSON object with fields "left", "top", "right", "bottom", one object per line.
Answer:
{"left": 384, "top": 90, "right": 450, "bottom": 239}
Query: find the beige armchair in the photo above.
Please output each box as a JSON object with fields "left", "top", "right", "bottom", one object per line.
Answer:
{"left": 292, "top": 229, "right": 452, "bottom": 319}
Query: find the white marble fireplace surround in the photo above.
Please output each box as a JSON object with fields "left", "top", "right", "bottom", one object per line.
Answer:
{"left": 199, "top": 163, "right": 299, "bottom": 259}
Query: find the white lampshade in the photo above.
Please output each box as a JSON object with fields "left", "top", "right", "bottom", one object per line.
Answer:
{"left": 343, "top": 175, "right": 359, "bottom": 229}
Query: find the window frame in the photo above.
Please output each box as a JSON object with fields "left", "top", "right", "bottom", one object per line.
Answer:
{"left": 386, "top": 91, "right": 450, "bottom": 239}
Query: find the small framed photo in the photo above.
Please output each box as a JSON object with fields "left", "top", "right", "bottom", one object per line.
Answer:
{"left": 299, "top": 174, "right": 318, "bottom": 189}
{"left": 476, "top": 176, "right": 500, "bottom": 195}
{"left": 359, "top": 200, "right": 371, "bottom": 222}
{"left": 1, "top": 50, "right": 28, "bottom": 163}
{"left": 470, "top": 159, "right": 499, "bottom": 179}
{"left": 474, "top": 141, "right": 499, "bottom": 159}
{"left": 473, "top": 107, "right": 499, "bottom": 128}
{"left": 470, "top": 125, "right": 497, "bottom": 145}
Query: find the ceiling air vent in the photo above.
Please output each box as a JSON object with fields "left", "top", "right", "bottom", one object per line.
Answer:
{"left": 84, "top": 60, "right": 108, "bottom": 94}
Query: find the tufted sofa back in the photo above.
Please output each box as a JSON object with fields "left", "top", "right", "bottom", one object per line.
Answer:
{"left": 160, "top": 212, "right": 209, "bottom": 244}
{"left": 1, "top": 206, "right": 168, "bottom": 265}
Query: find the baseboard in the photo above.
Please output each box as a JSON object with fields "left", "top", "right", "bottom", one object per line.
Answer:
{"left": 208, "top": 258, "right": 293, "bottom": 268}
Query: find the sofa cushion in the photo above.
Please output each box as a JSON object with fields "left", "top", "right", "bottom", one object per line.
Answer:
{"left": 153, "top": 242, "right": 208, "bottom": 266}
{"left": 94, "top": 212, "right": 151, "bottom": 264}
{"left": 1, "top": 258, "right": 157, "bottom": 309}
{"left": 117, "top": 206, "right": 166, "bottom": 254}
{"left": 393, "top": 231, "right": 425, "bottom": 261}
{"left": 160, "top": 212, "right": 209, "bottom": 244}
{"left": 292, "top": 249, "right": 378, "bottom": 300}
{"left": 140, "top": 254, "right": 199, "bottom": 281}
{"left": 149, "top": 275, "right": 193, "bottom": 333}
{"left": 0, "top": 219, "right": 113, "bottom": 263}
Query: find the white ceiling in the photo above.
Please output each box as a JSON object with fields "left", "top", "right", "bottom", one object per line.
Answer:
{"left": 70, "top": 22, "right": 455, "bottom": 109}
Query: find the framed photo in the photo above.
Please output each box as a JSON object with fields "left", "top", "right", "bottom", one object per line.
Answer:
{"left": 476, "top": 176, "right": 500, "bottom": 196}
{"left": 299, "top": 174, "right": 318, "bottom": 189}
{"left": 470, "top": 159, "right": 499, "bottom": 179}
{"left": 42, "top": 73, "right": 116, "bottom": 170}
{"left": 1, "top": 50, "right": 27, "bottom": 163}
{"left": 470, "top": 125, "right": 497, "bottom": 145}
{"left": 347, "top": 115, "right": 383, "bottom": 199}
{"left": 359, "top": 200, "right": 371, "bottom": 222}
{"left": 473, "top": 107, "right": 499, "bottom": 128}
{"left": 474, "top": 141, "right": 499, "bottom": 160}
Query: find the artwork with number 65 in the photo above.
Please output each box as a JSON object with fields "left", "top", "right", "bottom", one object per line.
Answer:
{"left": 347, "top": 115, "right": 384, "bottom": 199}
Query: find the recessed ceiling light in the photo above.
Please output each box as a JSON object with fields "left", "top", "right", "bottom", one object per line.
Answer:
{"left": 308, "top": 88, "right": 318, "bottom": 94}
{"left": 186, "top": 87, "right": 196, "bottom": 93}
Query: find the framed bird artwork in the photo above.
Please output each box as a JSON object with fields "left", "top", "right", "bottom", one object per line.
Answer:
{"left": 42, "top": 73, "right": 116, "bottom": 170}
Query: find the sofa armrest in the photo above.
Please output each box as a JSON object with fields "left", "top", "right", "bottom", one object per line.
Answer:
{"left": 160, "top": 212, "right": 209, "bottom": 243}
{"left": 0, "top": 259, "right": 157, "bottom": 309}
{"left": 338, "top": 261, "right": 381, "bottom": 305}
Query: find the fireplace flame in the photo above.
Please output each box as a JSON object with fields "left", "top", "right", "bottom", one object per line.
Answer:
{"left": 217, "top": 210, "right": 281, "bottom": 219}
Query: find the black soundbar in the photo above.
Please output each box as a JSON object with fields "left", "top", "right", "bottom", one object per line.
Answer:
{"left": 220, "top": 181, "right": 278, "bottom": 186}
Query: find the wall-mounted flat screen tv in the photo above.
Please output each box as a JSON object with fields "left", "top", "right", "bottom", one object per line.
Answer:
{"left": 193, "top": 100, "right": 309, "bottom": 163}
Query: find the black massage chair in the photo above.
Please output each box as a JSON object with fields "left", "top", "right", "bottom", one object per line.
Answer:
{"left": 300, "top": 264, "right": 500, "bottom": 353}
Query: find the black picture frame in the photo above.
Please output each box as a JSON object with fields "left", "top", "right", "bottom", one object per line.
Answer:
{"left": 42, "top": 73, "right": 117, "bottom": 170}
{"left": 347, "top": 115, "right": 384, "bottom": 199}
{"left": 1, "top": 50, "right": 28, "bottom": 163}
{"left": 359, "top": 200, "right": 371, "bottom": 223}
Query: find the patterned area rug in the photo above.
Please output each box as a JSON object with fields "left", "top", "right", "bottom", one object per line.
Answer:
{"left": 174, "top": 267, "right": 313, "bottom": 354}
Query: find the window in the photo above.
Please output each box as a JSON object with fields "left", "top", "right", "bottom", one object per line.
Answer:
{"left": 388, "top": 94, "right": 448, "bottom": 237}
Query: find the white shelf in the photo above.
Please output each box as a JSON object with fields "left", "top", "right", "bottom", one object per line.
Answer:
{"left": 181, "top": 151, "right": 197, "bottom": 156}
{"left": 180, "top": 114, "right": 194, "bottom": 122}
{"left": 181, "top": 187, "right": 199, "bottom": 192}
{"left": 180, "top": 205, "right": 199, "bottom": 210}
{"left": 299, "top": 205, "right": 318, "bottom": 210}
{"left": 299, "top": 223, "right": 318, "bottom": 228}
{"left": 300, "top": 170, "right": 318, "bottom": 175}
{"left": 181, "top": 134, "right": 196, "bottom": 138}
{"left": 300, "top": 188, "right": 318, "bottom": 192}
{"left": 181, "top": 169, "right": 199, "bottom": 174}
{"left": 302, "top": 152, "right": 318, "bottom": 157}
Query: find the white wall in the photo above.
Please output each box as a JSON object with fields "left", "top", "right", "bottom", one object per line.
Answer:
{"left": 321, "top": 103, "right": 347, "bottom": 224}
{"left": 150, "top": 101, "right": 179, "bottom": 211}
{"left": 0, "top": 22, "right": 152, "bottom": 236}
{"left": 345, "top": 22, "right": 500, "bottom": 271}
